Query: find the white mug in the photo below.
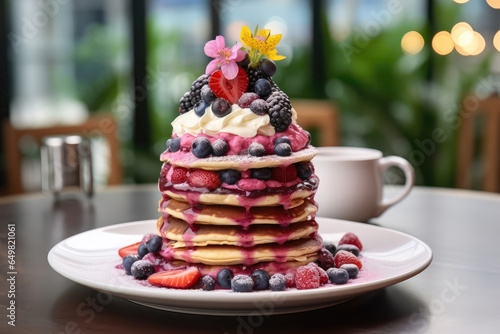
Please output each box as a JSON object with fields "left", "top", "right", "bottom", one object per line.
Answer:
{"left": 313, "top": 147, "right": 415, "bottom": 222}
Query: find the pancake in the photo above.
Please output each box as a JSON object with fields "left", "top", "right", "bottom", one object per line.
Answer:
{"left": 159, "top": 256, "right": 319, "bottom": 277}
{"left": 162, "top": 188, "right": 316, "bottom": 207}
{"left": 160, "top": 237, "right": 323, "bottom": 266}
{"left": 161, "top": 146, "right": 318, "bottom": 171}
{"left": 159, "top": 198, "right": 318, "bottom": 226}
{"left": 156, "top": 215, "right": 319, "bottom": 248}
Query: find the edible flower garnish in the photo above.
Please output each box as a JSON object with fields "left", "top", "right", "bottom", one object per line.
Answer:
{"left": 204, "top": 35, "right": 246, "bottom": 80}
{"left": 240, "top": 25, "right": 285, "bottom": 68}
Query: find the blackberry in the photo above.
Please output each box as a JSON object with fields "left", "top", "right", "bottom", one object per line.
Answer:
{"left": 266, "top": 90, "right": 292, "bottom": 132}
{"left": 246, "top": 67, "right": 278, "bottom": 92}
{"left": 246, "top": 67, "right": 265, "bottom": 92}
{"left": 179, "top": 74, "right": 210, "bottom": 113}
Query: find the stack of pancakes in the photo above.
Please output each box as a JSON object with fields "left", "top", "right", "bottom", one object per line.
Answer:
{"left": 156, "top": 147, "right": 322, "bottom": 276}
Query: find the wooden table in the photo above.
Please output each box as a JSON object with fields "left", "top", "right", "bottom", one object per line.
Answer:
{"left": 1, "top": 186, "right": 499, "bottom": 333}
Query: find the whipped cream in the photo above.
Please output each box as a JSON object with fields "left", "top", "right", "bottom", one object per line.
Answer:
{"left": 172, "top": 104, "right": 275, "bottom": 137}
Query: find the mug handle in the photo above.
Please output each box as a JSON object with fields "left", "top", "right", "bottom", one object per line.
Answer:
{"left": 376, "top": 156, "right": 415, "bottom": 216}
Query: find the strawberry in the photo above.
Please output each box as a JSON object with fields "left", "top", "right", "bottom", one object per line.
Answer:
{"left": 307, "top": 262, "right": 328, "bottom": 285}
{"left": 295, "top": 265, "right": 320, "bottom": 290}
{"left": 271, "top": 165, "right": 298, "bottom": 183}
{"left": 209, "top": 68, "right": 249, "bottom": 104}
{"left": 148, "top": 267, "right": 201, "bottom": 289}
{"left": 338, "top": 232, "right": 363, "bottom": 251}
{"left": 188, "top": 169, "right": 221, "bottom": 190}
{"left": 334, "top": 250, "right": 363, "bottom": 269}
{"left": 118, "top": 241, "right": 142, "bottom": 258}
{"left": 170, "top": 167, "right": 188, "bottom": 184}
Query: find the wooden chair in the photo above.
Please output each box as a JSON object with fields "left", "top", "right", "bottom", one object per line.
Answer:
{"left": 3, "top": 114, "right": 122, "bottom": 195}
{"left": 291, "top": 99, "right": 339, "bottom": 146}
{"left": 456, "top": 94, "right": 500, "bottom": 192}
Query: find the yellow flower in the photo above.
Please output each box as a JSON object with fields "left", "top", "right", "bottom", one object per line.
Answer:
{"left": 240, "top": 25, "right": 285, "bottom": 62}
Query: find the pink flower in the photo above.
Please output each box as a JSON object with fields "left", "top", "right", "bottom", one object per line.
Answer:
{"left": 204, "top": 35, "right": 246, "bottom": 80}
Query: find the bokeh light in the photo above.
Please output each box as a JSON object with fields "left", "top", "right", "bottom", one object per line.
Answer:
{"left": 401, "top": 31, "right": 425, "bottom": 55}
{"left": 469, "top": 32, "right": 485, "bottom": 56}
{"left": 432, "top": 31, "right": 454, "bottom": 55}
{"left": 453, "top": 0, "right": 470, "bottom": 3}
{"left": 494, "top": 31, "right": 500, "bottom": 52}
{"left": 451, "top": 22, "right": 473, "bottom": 44}
{"left": 486, "top": 0, "right": 500, "bottom": 9}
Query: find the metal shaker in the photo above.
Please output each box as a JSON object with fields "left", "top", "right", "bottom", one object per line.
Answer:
{"left": 41, "top": 135, "right": 93, "bottom": 197}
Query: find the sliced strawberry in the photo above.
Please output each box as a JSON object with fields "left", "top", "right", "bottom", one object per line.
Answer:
{"left": 148, "top": 267, "right": 201, "bottom": 289}
{"left": 334, "top": 250, "right": 363, "bottom": 269}
{"left": 338, "top": 232, "right": 363, "bottom": 251}
{"left": 170, "top": 167, "right": 188, "bottom": 184}
{"left": 209, "top": 68, "right": 248, "bottom": 104}
{"left": 118, "top": 241, "right": 142, "bottom": 258}
{"left": 271, "top": 165, "right": 298, "bottom": 183}
{"left": 188, "top": 169, "right": 221, "bottom": 190}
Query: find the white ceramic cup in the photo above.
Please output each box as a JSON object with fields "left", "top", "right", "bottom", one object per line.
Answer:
{"left": 313, "top": 147, "right": 415, "bottom": 222}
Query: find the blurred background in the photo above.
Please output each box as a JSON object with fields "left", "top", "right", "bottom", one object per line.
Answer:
{"left": 1, "top": 0, "right": 500, "bottom": 196}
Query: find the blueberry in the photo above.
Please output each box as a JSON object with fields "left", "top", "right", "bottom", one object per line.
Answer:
{"left": 122, "top": 254, "right": 139, "bottom": 275}
{"left": 238, "top": 92, "right": 260, "bottom": 108}
{"left": 305, "top": 130, "right": 311, "bottom": 146}
{"left": 219, "top": 169, "right": 241, "bottom": 185}
{"left": 201, "top": 85, "right": 216, "bottom": 103}
{"left": 212, "top": 139, "right": 229, "bottom": 156}
{"left": 147, "top": 235, "right": 162, "bottom": 253}
{"left": 335, "top": 244, "right": 360, "bottom": 257}
{"left": 275, "top": 136, "right": 291, "bottom": 146}
{"left": 249, "top": 99, "right": 268, "bottom": 116}
{"left": 248, "top": 142, "right": 265, "bottom": 157}
{"left": 254, "top": 78, "right": 272, "bottom": 98}
{"left": 217, "top": 268, "right": 234, "bottom": 289}
{"left": 212, "top": 98, "right": 232, "bottom": 117}
{"left": 170, "top": 137, "right": 181, "bottom": 152}
{"left": 237, "top": 53, "right": 250, "bottom": 68}
{"left": 296, "top": 162, "right": 313, "bottom": 180}
{"left": 274, "top": 143, "right": 292, "bottom": 156}
{"left": 166, "top": 139, "right": 172, "bottom": 151}
{"left": 194, "top": 101, "right": 210, "bottom": 117}
{"left": 251, "top": 168, "right": 272, "bottom": 180}
{"left": 269, "top": 273, "right": 286, "bottom": 291}
{"left": 131, "top": 260, "right": 155, "bottom": 279}
{"left": 326, "top": 268, "right": 349, "bottom": 285}
{"left": 251, "top": 269, "right": 270, "bottom": 290}
{"left": 324, "top": 242, "right": 337, "bottom": 255}
{"left": 231, "top": 275, "right": 254, "bottom": 292}
{"left": 137, "top": 242, "right": 149, "bottom": 259}
{"left": 260, "top": 59, "right": 277, "bottom": 76}
{"left": 201, "top": 275, "right": 216, "bottom": 291}
{"left": 340, "top": 264, "right": 359, "bottom": 279}
{"left": 191, "top": 137, "right": 213, "bottom": 158}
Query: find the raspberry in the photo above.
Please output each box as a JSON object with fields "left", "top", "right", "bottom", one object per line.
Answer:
{"left": 271, "top": 165, "right": 298, "bottom": 183}
{"left": 307, "top": 262, "right": 328, "bottom": 285}
{"left": 295, "top": 265, "right": 320, "bottom": 290}
{"left": 141, "top": 233, "right": 157, "bottom": 243}
{"left": 266, "top": 90, "right": 292, "bottom": 132}
{"left": 317, "top": 248, "right": 335, "bottom": 270}
{"left": 334, "top": 250, "right": 362, "bottom": 269}
{"left": 285, "top": 272, "right": 295, "bottom": 288}
{"left": 338, "top": 232, "right": 363, "bottom": 251}
{"left": 170, "top": 167, "right": 188, "bottom": 184}
{"left": 188, "top": 170, "right": 221, "bottom": 190}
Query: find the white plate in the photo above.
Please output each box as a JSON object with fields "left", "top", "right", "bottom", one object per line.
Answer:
{"left": 48, "top": 218, "right": 432, "bottom": 316}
